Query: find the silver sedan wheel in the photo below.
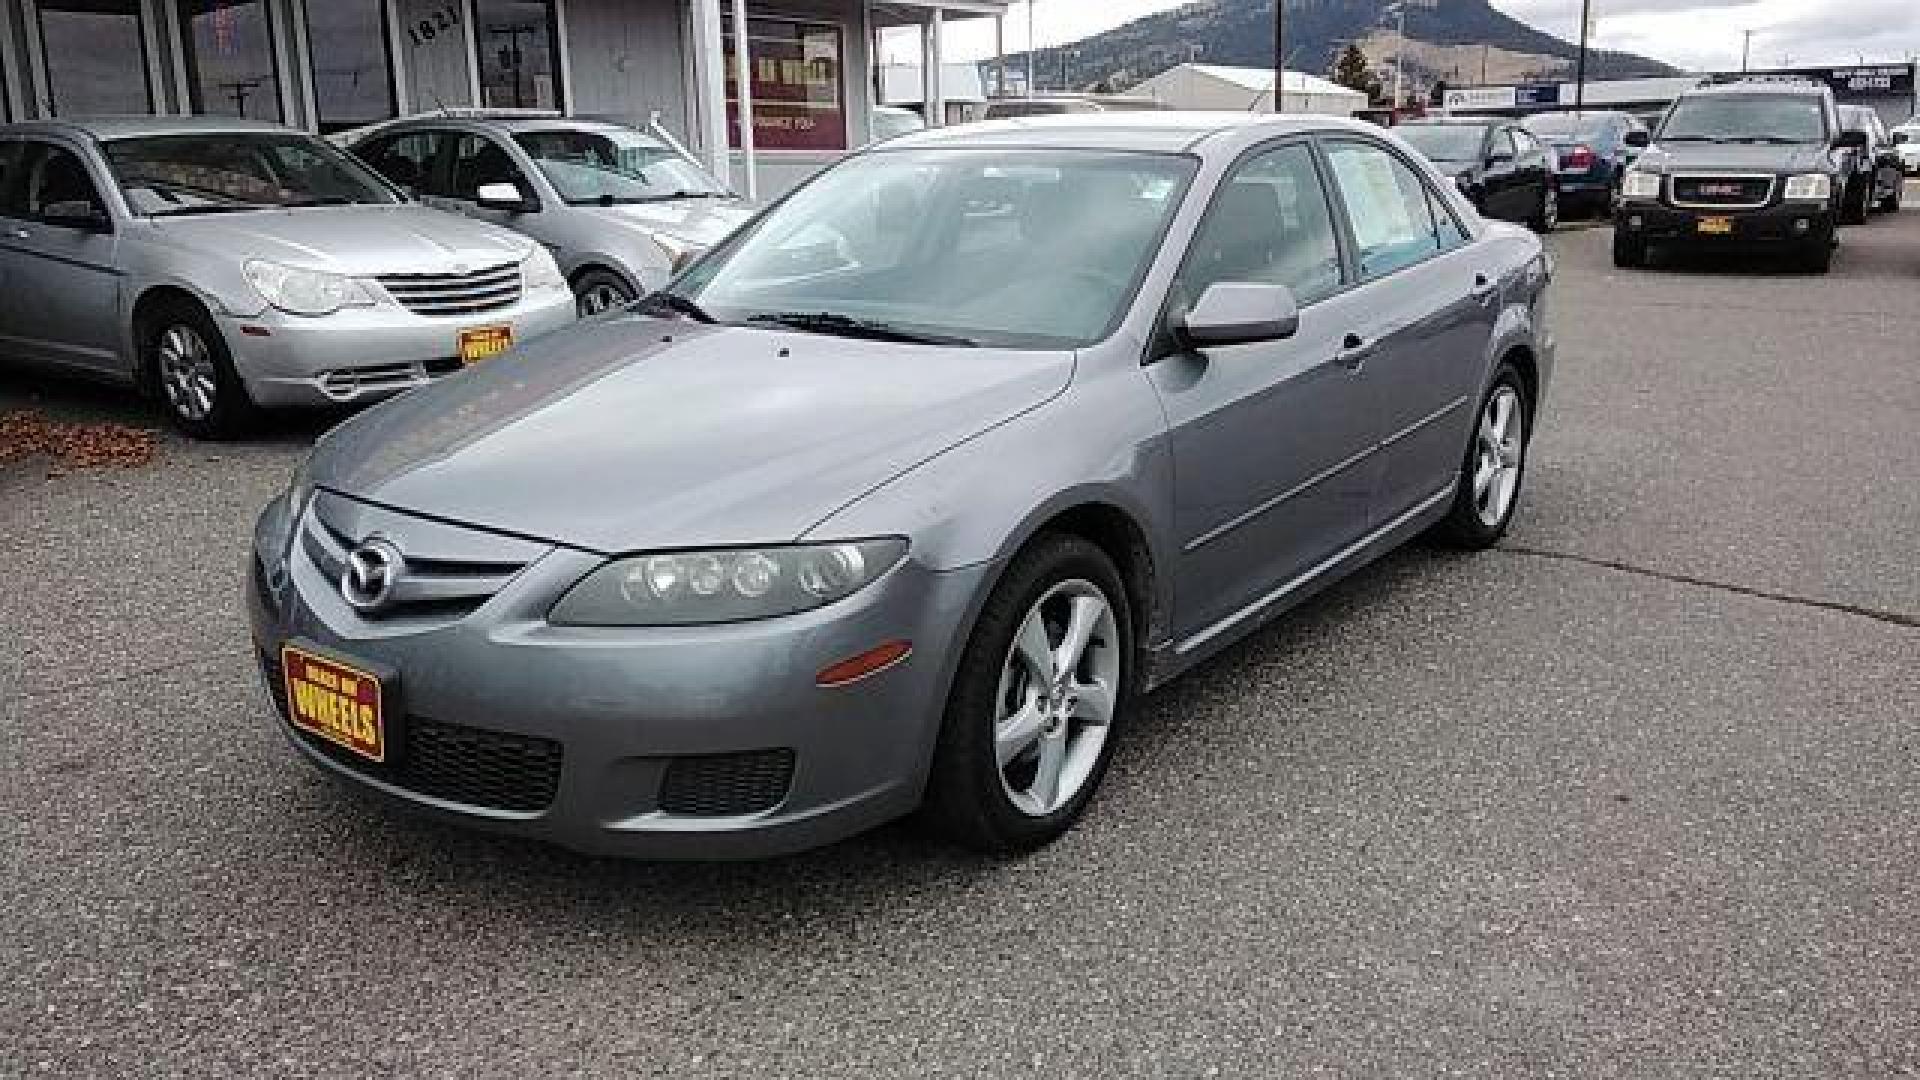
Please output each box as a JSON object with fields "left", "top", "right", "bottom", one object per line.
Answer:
{"left": 1473, "top": 386, "right": 1526, "bottom": 528}
{"left": 1541, "top": 187, "right": 1559, "bottom": 230}
{"left": 575, "top": 281, "right": 631, "bottom": 317}
{"left": 994, "top": 579, "right": 1120, "bottom": 818}
{"left": 157, "top": 324, "right": 217, "bottom": 422}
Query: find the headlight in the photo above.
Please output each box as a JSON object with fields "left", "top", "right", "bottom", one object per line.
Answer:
{"left": 1620, "top": 170, "right": 1662, "bottom": 199}
{"left": 549, "top": 539, "right": 908, "bottom": 627}
{"left": 653, "top": 232, "right": 702, "bottom": 273}
{"left": 521, "top": 246, "right": 567, "bottom": 292}
{"left": 1783, "top": 173, "right": 1832, "bottom": 200}
{"left": 244, "top": 260, "right": 373, "bottom": 316}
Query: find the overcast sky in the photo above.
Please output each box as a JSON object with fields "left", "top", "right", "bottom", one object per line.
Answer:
{"left": 926, "top": 0, "right": 1920, "bottom": 74}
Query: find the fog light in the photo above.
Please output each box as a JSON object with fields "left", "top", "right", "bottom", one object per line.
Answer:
{"left": 817, "top": 640, "right": 913, "bottom": 688}
{"left": 1627, "top": 214, "right": 1644, "bottom": 230}
{"left": 1792, "top": 218, "right": 1810, "bottom": 234}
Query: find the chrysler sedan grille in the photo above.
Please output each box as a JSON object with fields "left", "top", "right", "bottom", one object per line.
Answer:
{"left": 1670, "top": 175, "right": 1775, "bottom": 209}
{"left": 378, "top": 263, "right": 522, "bottom": 317}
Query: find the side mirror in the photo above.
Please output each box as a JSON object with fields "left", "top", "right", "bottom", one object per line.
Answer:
{"left": 1834, "top": 129, "right": 1869, "bottom": 150}
{"left": 1893, "top": 131, "right": 1909, "bottom": 146}
{"left": 1179, "top": 282, "right": 1300, "bottom": 349}
{"left": 475, "top": 182, "right": 534, "bottom": 213}
{"left": 42, "top": 200, "right": 109, "bottom": 232}
{"left": 1624, "top": 130, "right": 1651, "bottom": 149}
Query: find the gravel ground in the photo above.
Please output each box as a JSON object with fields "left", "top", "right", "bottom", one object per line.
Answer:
{"left": 4, "top": 198, "right": 1918, "bottom": 1078}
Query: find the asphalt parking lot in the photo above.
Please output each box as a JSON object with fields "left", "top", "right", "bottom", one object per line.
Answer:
{"left": 4, "top": 194, "right": 1918, "bottom": 1078}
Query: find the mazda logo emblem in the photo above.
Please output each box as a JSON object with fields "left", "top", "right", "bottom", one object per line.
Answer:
{"left": 341, "top": 538, "right": 403, "bottom": 613}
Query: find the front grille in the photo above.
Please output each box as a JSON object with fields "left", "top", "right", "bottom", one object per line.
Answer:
{"left": 378, "top": 263, "right": 521, "bottom": 317}
{"left": 659, "top": 749, "right": 796, "bottom": 817}
{"left": 300, "top": 505, "right": 529, "bottom": 623}
{"left": 1670, "top": 174, "right": 1775, "bottom": 208}
{"left": 259, "top": 650, "right": 562, "bottom": 815}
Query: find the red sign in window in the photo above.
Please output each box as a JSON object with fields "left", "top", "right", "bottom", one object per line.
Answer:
{"left": 724, "top": 18, "right": 847, "bottom": 152}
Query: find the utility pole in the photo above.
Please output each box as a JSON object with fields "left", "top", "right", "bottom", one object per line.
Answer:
{"left": 1392, "top": 1, "right": 1406, "bottom": 108}
{"left": 1573, "top": 0, "right": 1592, "bottom": 111}
{"left": 1741, "top": 29, "right": 1753, "bottom": 73}
{"left": 1272, "top": 0, "right": 1285, "bottom": 112}
{"left": 1026, "top": 1, "right": 1036, "bottom": 98}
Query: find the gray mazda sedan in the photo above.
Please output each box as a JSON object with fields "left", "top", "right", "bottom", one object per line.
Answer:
{"left": 248, "top": 113, "right": 1555, "bottom": 859}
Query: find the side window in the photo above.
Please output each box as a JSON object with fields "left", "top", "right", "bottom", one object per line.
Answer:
{"left": 0, "top": 142, "right": 26, "bottom": 218}
{"left": 1323, "top": 140, "right": 1444, "bottom": 280}
{"left": 1176, "top": 142, "right": 1345, "bottom": 308}
{"left": 1429, "top": 185, "right": 1469, "bottom": 249}
{"left": 1499, "top": 129, "right": 1523, "bottom": 160}
{"left": 17, "top": 142, "right": 106, "bottom": 222}
{"left": 358, "top": 131, "right": 442, "bottom": 194}
{"left": 449, "top": 134, "right": 526, "bottom": 200}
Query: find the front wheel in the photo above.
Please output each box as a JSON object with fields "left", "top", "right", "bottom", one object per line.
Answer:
{"left": 572, "top": 268, "right": 636, "bottom": 317}
{"left": 1840, "top": 178, "right": 1870, "bottom": 225}
{"left": 1799, "top": 237, "right": 1834, "bottom": 274}
{"left": 1427, "top": 365, "right": 1531, "bottom": 549}
{"left": 144, "top": 300, "right": 254, "bottom": 439}
{"left": 1876, "top": 184, "right": 1902, "bottom": 213}
{"left": 923, "top": 534, "right": 1133, "bottom": 855}
{"left": 1612, "top": 231, "right": 1647, "bottom": 268}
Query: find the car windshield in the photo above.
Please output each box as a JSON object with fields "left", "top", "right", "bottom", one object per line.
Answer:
{"left": 667, "top": 149, "right": 1196, "bottom": 350}
{"left": 1396, "top": 125, "right": 1487, "bottom": 162}
{"left": 512, "top": 126, "right": 728, "bottom": 203}
{"left": 1523, "top": 113, "right": 1613, "bottom": 141}
{"left": 104, "top": 132, "right": 398, "bottom": 216}
{"left": 1659, "top": 95, "right": 1826, "bottom": 143}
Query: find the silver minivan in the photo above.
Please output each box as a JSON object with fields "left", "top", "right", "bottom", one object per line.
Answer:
{"left": 0, "top": 117, "right": 576, "bottom": 437}
{"left": 345, "top": 113, "right": 754, "bottom": 315}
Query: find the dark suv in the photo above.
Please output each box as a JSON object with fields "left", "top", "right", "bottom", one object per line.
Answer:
{"left": 1613, "top": 80, "right": 1864, "bottom": 273}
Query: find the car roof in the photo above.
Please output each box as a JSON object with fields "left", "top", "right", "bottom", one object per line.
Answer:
{"left": 882, "top": 111, "right": 1385, "bottom": 155}
{"left": 3, "top": 115, "right": 298, "bottom": 141}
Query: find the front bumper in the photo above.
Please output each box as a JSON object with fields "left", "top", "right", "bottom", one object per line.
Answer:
{"left": 1614, "top": 199, "right": 1835, "bottom": 247}
{"left": 246, "top": 492, "right": 991, "bottom": 860}
{"left": 223, "top": 287, "right": 577, "bottom": 409}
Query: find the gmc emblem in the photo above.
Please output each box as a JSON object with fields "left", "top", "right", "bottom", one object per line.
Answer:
{"left": 1697, "top": 183, "right": 1748, "bottom": 197}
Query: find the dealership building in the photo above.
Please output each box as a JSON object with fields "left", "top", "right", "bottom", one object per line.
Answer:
{"left": 1438, "top": 63, "right": 1919, "bottom": 128}
{"left": 0, "top": 0, "right": 1009, "bottom": 193}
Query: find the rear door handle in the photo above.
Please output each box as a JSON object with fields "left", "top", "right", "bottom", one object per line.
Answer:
{"left": 1335, "top": 333, "right": 1373, "bottom": 371}
{"left": 1471, "top": 273, "right": 1498, "bottom": 303}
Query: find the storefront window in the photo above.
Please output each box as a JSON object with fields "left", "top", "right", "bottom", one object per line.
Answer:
{"left": 474, "top": 0, "right": 560, "bottom": 110}
{"left": 178, "top": 0, "right": 283, "bottom": 121}
{"left": 305, "top": 0, "right": 396, "bottom": 132}
{"left": 723, "top": 18, "right": 847, "bottom": 152}
{"left": 36, "top": 0, "right": 153, "bottom": 116}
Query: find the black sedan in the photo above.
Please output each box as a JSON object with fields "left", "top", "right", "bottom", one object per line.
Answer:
{"left": 1397, "top": 118, "right": 1559, "bottom": 233}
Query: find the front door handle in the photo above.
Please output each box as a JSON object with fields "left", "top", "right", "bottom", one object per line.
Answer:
{"left": 1471, "top": 273, "right": 1498, "bottom": 303}
{"left": 1335, "top": 333, "right": 1373, "bottom": 371}
{"left": 7, "top": 227, "right": 29, "bottom": 240}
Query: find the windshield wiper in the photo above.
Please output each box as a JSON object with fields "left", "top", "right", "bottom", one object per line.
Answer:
{"left": 150, "top": 204, "right": 265, "bottom": 216}
{"left": 747, "top": 311, "right": 978, "bottom": 347}
{"left": 285, "top": 196, "right": 357, "bottom": 207}
{"left": 641, "top": 290, "right": 715, "bottom": 323}
{"left": 1658, "top": 135, "right": 1730, "bottom": 143}
{"left": 1730, "top": 136, "right": 1812, "bottom": 145}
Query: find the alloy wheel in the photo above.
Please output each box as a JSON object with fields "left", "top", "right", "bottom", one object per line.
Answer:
{"left": 576, "top": 281, "right": 633, "bottom": 316}
{"left": 993, "top": 579, "right": 1121, "bottom": 818}
{"left": 1542, "top": 187, "right": 1559, "bottom": 230}
{"left": 157, "top": 324, "right": 218, "bottom": 422}
{"left": 1473, "top": 386, "right": 1526, "bottom": 528}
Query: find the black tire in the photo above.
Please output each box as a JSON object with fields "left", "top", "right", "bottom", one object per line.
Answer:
{"left": 571, "top": 268, "right": 637, "bottom": 317}
{"left": 1877, "top": 186, "right": 1901, "bottom": 213}
{"left": 1799, "top": 238, "right": 1834, "bottom": 274}
{"left": 1427, "top": 363, "right": 1532, "bottom": 550}
{"left": 923, "top": 533, "right": 1134, "bottom": 856}
{"left": 1840, "top": 178, "right": 1869, "bottom": 225}
{"left": 1612, "top": 231, "right": 1647, "bottom": 269}
{"left": 1530, "top": 184, "right": 1559, "bottom": 233}
{"left": 141, "top": 298, "right": 255, "bottom": 440}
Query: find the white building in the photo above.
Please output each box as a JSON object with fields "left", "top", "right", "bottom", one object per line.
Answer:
{"left": 0, "top": 0, "right": 1011, "bottom": 196}
{"left": 1131, "top": 63, "right": 1369, "bottom": 116}
{"left": 880, "top": 61, "right": 989, "bottom": 124}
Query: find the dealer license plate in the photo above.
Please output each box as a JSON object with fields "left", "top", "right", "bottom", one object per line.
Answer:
{"left": 281, "top": 645, "right": 386, "bottom": 762}
{"left": 458, "top": 325, "right": 514, "bottom": 365}
{"left": 1696, "top": 216, "right": 1734, "bottom": 235}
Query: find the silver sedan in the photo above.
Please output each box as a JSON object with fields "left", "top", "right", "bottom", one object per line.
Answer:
{"left": 248, "top": 112, "right": 1555, "bottom": 859}
{"left": 0, "top": 117, "right": 576, "bottom": 438}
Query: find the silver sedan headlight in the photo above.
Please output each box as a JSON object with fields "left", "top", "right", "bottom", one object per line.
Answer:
{"left": 521, "top": 246, "right": 568, "bottom": 293}
{"left": 1619, "top": 170, "right": 1662, "bottom": 200}
{"left": 244, "top": 260, "right": 375, "bottom": 316}
{"left": 549, "top": 539, "right": 908, "bottom": 627}
{"left": 652, "top": 232, "right": 702, "bottom": 274}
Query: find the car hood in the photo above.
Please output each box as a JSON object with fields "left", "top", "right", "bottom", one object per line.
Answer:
{"left": 1634, "top": 142, "right": 1834, "bottom": 175}
{"left": 309, "top": 315, "right": 1074, "bottom": 553}
{"left": 150, "top": 204, "right": 533, "bottom": 274}
{"left": 572, "top": 198, "right": 754, "bottom": 248}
